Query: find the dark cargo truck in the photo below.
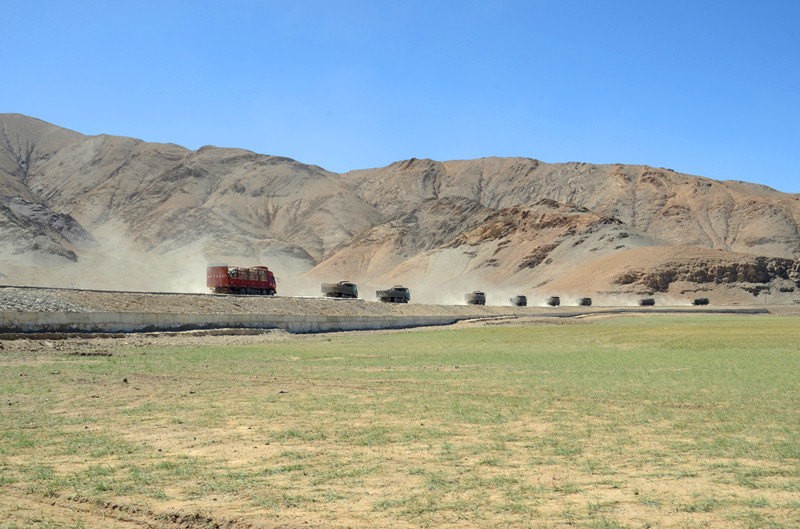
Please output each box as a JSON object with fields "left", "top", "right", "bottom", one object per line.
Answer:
{"left": 321, "top": 281, "right": 358, "bottom": 298}
{"left": 465, "top": 291, "right": 486, "bottom": 305}
{"left": 376, "top": 286, "right": 410, "bottom": 303}
{"left": 510, "top": 295, "right": 527, "bottom": 307}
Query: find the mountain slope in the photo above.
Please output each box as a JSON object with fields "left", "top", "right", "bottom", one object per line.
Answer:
{"left": 342, "top": 157, "right": 800, "bottom": 258}
{"left": 1, "top": 113, "right": 799, "bottom": 301}
{"left": 0, "top": 113, "right": 84, "bottom": 201}
{"left": 1, "top": 115, "right": 384, "bottom": 266}
{"left": 312, "top": 200, "right": 665, "bottom": 304}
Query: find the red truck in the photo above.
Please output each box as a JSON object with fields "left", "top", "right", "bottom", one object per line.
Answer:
{"left": 207, "top": 265, "right": 276, "bottom": 295}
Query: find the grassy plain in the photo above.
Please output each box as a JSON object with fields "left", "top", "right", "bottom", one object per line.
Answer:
{"left": 1, "top": 314, "right": 799, "bottom": 528}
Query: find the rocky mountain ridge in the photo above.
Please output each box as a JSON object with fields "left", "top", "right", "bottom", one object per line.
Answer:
{"left": 1, "top": 113, "right": 798, "bottom": 304}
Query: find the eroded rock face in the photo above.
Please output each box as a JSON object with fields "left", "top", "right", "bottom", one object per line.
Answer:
{"left": 0, "top": 199, "right": 88, "bottom": 264}
{"left": 615, "top": 256, "right": 799, "bottom": 292}
{"left": 790, "top": 260, "right": 800, "bottom": 284}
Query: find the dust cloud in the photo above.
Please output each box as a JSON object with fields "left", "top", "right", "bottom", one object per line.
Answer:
{"left": 0, "top": 226, "right": 789, "bottom": 309}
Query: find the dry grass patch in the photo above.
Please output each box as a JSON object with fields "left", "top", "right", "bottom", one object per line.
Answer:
{"left": 1, "top": 314, "right": 799, "bottom": 528}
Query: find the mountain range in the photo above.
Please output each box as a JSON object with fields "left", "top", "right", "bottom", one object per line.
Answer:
{"left": 1, "top": 113, "right": 799, "bottom": 304}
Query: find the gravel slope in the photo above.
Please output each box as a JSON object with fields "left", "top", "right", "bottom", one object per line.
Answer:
{"left": 0, "top": 286, "right": 542, "bottom": 317}
{"left": 2, "top": 286, "right": 796, "bottom": 323}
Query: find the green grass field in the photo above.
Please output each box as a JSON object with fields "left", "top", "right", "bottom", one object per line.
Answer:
{"left": 1, "top": 315, "right": 799, "bottom": 528}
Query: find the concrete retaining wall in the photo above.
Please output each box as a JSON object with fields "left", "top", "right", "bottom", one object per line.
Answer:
{"left": 0, "top": 306, "right": 770, "bottom": 335}
{"left": 0, "top": 311, "right": 479, "bottom": 334}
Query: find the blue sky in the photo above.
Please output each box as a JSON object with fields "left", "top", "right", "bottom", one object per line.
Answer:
{"left": 3, "top": 1, "right": 799, "bottom": 192}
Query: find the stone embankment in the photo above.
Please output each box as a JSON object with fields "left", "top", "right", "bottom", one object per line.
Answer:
{"left": 0, "top": 286, "right": 777, "bottom": 335}
{"left": 0, "top": 286, "right": 528, "bottom": 334}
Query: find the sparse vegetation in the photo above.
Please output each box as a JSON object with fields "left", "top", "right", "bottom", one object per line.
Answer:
{"left": 1, "top": 314, "right": 799, "bottom": 528}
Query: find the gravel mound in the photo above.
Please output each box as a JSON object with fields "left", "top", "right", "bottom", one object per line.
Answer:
{"left": 0, "top": 287, "right": 89, "bottom": 313}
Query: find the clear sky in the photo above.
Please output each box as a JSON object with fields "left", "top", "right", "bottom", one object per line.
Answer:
{"left": 3, "top": 1, "right": 799, "bottom": 192}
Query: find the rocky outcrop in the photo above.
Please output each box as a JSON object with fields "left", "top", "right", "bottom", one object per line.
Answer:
{"left": 0, "top": 197, "right": 94, "bottom": 264}
{"left": 615, "top": 255, "right": 800, "bottom": 294}
{"left": 2, "top": 195, "right": 96, "bottom": 248}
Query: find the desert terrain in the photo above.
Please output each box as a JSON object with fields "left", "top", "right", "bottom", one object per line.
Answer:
{"left": 2, "top": 114, "right": 799, "bottom": 528}
{"left": 2, "top": 113, "right": 800, "bottom": 305}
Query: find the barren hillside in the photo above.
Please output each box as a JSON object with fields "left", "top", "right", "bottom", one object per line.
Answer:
{"left": 1, "top": 113, "right": 799, "bottom": 303}
{"left": 342, "top": 157, "right": 800, "bottom": 257}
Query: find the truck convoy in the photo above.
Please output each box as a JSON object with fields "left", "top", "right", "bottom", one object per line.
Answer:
{"left": 376, "top": 286, "right": 410, "bottom": 303}
{"left": 206, "top": 267, "right": 686, "bottom": 308}
{"left": 207, "top": 265, "right": 276, "bottom": 295}
{"left": 322, "top": 281, "right": 359, "bottom": 298}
